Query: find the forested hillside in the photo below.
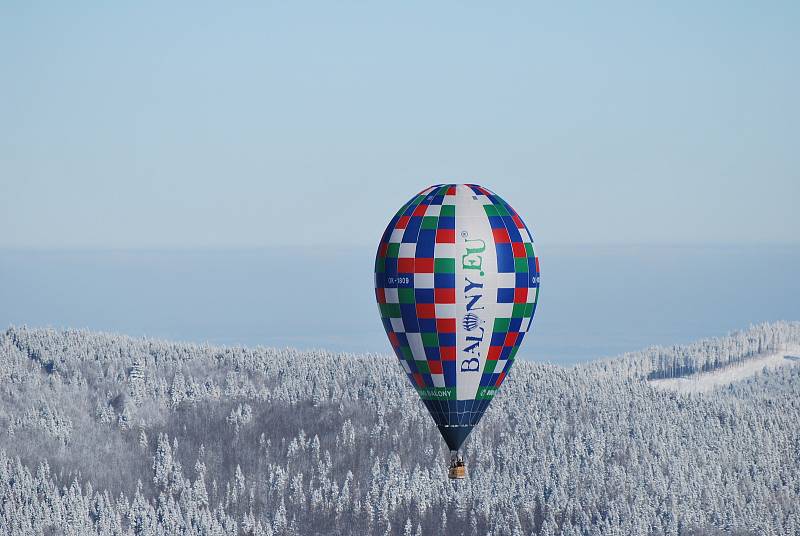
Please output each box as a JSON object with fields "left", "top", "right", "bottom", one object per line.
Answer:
{"left": 1, "top": 322, "right": 799, "bottom": 535}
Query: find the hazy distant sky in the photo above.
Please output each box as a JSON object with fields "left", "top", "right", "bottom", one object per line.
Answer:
{"left": 1, "top": 2, "right": 798, "bottom": 248}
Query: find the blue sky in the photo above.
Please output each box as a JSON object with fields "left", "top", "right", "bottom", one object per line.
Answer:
{"left": 1, "top": 1, "right": 798, "bottom": 248}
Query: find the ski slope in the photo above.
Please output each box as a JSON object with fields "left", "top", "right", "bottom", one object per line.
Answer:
{"left": 649, "top": 346, "right": 800, "bottom": 394}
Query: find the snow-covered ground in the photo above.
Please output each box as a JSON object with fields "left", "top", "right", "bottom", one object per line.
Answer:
{"left": 649, "top": 346, "right": 800, "bottom": 394}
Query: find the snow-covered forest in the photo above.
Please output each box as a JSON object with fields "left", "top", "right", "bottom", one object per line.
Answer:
{"left": 1, "top": 322, "right": 799, "bottom": 536}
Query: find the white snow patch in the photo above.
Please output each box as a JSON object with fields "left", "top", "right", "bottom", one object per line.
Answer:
{"left": 649, "top": 346, "right": 800, "bottom": 394}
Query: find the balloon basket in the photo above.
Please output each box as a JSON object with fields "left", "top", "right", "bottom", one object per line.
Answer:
{"left": 448, "top": 463, "right": 466, "bottom": 480}
{"left": 448, "top": 451, "right": 466, "bottom": 480}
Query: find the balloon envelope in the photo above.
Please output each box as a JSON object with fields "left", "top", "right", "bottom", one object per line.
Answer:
{"left": 374, "top": 184, "right": 540, "bottom": 451}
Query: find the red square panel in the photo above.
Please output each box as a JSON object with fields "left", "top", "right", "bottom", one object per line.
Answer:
{"left": 378, "top": 242, "right": 388, "bottom": 256}
{"left": 388, "top": 331, "right": 399, "bottom": 347}
{"left": 487, "top": 346, "right": 502, "bottom": 361}
{"left": 412, "top": 204, "right": 427, "bottom": 217}
{"left": 514, "top": 287, "right": 527, "bottom": 303}
{"left": 504, "top": 332, "right": 519, "bottom": 347}
{"left": 413, "top": 373, "right": 425, "bottom": 387}
{"left": 436, "top": 229, "right": 455, "bottom": 243}
{"left": 396, "top": 216, "right": 410, "bottom": 229}
{"left": 492, "top": 228, "right": 510, "bottom": 244}
{"left": 428, "top": 360, "right": 443, "bottom": 374}
{"left": 436, "top": 318, "right": 456, "bottom": 333}
{"left": 434, "top": 288, "right": 456, "bottom": 304}
{"left": 512, "top": 214, "right": 525, "bottom": 228}
{"left": 375, "top": 287, "right": 386, "bottom": 304}
{"left": 415, "top": 258, "right": 434, "bottom": 273}
{"left": 440, "top": 346, "right": 456, "bottom": 360}
{"left": 416, "top": 303, "right": 435, "bottom": 318}
{"left": 446, "top": 186, "right": 456, "bottom": 195}
{"left": 494, "top": 371, "right": 506, "bottom": 387}
{"left": 398, "top": 258, "right": 414, "bottom": 273}
{"left": 512, "top": 242, "right": 526, "bottom": 258}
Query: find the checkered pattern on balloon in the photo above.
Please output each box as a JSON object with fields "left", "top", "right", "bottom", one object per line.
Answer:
{"left": 375, "top": 184, "right": 540, "bottom": 450}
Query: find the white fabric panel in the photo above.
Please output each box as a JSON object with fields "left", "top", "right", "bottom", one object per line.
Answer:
{"left": 384, "top": 287, "right": 399, "bottom": 304}
{"left": 454, "top": 185, "right": 499, "bottom": 400}
{"left": 390, "top": 318, "right": 405, "bottom": 333}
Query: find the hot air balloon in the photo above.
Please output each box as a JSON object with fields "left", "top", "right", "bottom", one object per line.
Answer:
{"left": 374, "top": 184, "right": 540, "bottom": 479}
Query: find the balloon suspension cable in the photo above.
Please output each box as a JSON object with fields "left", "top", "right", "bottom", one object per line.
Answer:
{"left": 448, "top": 450, "right": 467, "bottom": 480}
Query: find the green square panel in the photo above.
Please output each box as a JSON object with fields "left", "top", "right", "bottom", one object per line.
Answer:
{"left": 483, "top": 205, "right": 499, "bottom": 217}
{"left": 524, "top": 302, "right": 534, "bottom": 317}
{"left": 387, "top": 243, "right": 400, "bottom": 258}
{"left": 400, "top": 346, "right": 413, "bottom": 360}
{"left": 422, "top": 332, "right": 439, "bottom": 347}
{"left": 512, "top": 303, "right": 526, "bottom": 318}
{"left": 382, "top": 303, "right": 401, "bottom": 318}
{"left": 416, "top": 360, "right": 430, "bottom": 374}
{"left": 514, "top": 258, "right": 528, "bottom": 273}
{"left": 493, "top": 318, "right": 510, "bottom": 332}
{"left": 440, "top": 205, "right": 455, "bottom": 217}
{"left": 421, "top": 216, "right": 438, "bottom": 230}
{"left": 483, "top": 360, "right": 497, "bottom": 374}
{"left": 394, "top": 204, "right": 410, "bottom": 217}
{"left": 375, "top": 257, "right": 385, "bottom": 272}
{"left": 524, "top": 242, "right": 535, "bottom": 256}
{"left": 434, "top": 258, "right": 455, "bottom": 273}
{"left": 398, "top": 288, "right": 415, "bottom": 304}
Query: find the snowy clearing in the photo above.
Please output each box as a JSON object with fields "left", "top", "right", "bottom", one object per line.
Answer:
{"left": 649, "top": 346, "right": 800, "bottom": 394}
